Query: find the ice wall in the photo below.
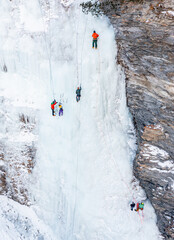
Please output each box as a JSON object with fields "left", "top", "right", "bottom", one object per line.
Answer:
{"left": 0, "top": 0, "right": 161, "bottom": 239}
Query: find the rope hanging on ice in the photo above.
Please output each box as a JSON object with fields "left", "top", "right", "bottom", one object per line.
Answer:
{"left": 38, "top": 0, "right": 55, "bottom": 98}
{"left": 97, "top": 46, "right": 144, "bottom": 224}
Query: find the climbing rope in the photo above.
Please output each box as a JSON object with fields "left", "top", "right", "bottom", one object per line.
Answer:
{"left": 97, "top": 47, "right": 144, "bottom": 224}
{"left": 80, "top": 14, "right": 89, "bottom": 86}
{"left": 38, "top": 0, "right": 55, "bottom": 98}
{"left": 75, "top": 5, "right": 80, "bottom": 86}
{"left": 71, "top": 2, "right": 82, "bottom": 236}
{"left": 72, "top": 5, "right": 89, "bottom": 237}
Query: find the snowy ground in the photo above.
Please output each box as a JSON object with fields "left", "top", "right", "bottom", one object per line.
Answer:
{"left": 0, "top": 195, "right": 54, "bottom": 240}
{"left": 0, "top": 0, "right": 161, "bottom": 239}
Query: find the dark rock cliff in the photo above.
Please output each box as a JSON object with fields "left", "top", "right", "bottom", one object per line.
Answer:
{"left": 82, "top": 0, "right": 174, "bottom": 239}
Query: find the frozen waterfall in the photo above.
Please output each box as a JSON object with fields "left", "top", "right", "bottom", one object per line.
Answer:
{"left": 0, "top": 0, "right": 160, "bottom": 239}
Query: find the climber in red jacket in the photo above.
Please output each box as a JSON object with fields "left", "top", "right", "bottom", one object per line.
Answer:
{"left": 92, "top": 31, "right": 99, "bottom": 49}
{"left": 51, "top": 99, "right": 57, "bottom": 116}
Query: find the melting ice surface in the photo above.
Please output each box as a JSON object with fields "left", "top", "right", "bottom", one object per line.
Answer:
{"left": 0, "top": 0, "right": 161, "bottom": 239}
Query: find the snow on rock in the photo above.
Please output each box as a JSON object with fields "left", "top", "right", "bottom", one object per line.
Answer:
{"left": 143, "top": 144, "right": 169, "bottom": 159}
{"left": 162, "top": 10, "right": 174, "bottom": 18}
{"left": 138, "top": 143, "right": 173, "bottom": 173}
{"left": 172, "top": 181, "right": 174, "bottom": 191}
{"left": 61, "top": 0, "right": 75, "bottom": 8}
{"left": 167, "top": 10, "right": 174, "bottom": 16}
{"left": 157, "top": 160, "right": 174, "bottom": 169}
{"left": 0, "top": 195, "right": 54, "bottom": 240}
{"left": 136, "top": 142, "right": 174, "bottom": 238}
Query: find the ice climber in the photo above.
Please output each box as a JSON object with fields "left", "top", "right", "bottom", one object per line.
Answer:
{"left": 135, "top": 202, "right": 144, "bottom": 212}
{"left": 76, "top": 86, "right": 82, "bottom": 102}
{"left": 130, "top": 202, "right": 135, "bottom": 211}
{"left": 51, "top": 99, "right": 57, "bottom": 116}
{"left": 92, "top": 30, "right": 99, "bottom": 49}
{"left": 59, "top": 103, "right": 63, "bottom": 116}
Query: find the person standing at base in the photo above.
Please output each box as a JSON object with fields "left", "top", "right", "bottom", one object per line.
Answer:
{"left": 92, "top": 30, "right": 99, "bottom": 49}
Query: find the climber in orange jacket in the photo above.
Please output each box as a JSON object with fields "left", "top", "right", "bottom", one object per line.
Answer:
{"left": 92, "top": 31, "right": 99, "bottom": 49}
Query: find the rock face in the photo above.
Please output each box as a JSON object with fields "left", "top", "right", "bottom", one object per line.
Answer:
{"left": 100, "top": 0, "right": 174, "bottom": 238}
{"left": 0, "top": 96, "right": 37, "bottom": 205}
{"left": 83, "top": 0, "right": 174, "bottom": 238}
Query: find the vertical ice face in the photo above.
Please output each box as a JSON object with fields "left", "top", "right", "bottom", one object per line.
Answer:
{"left": 0, "top": 0, "right": 44, "bottom": 206}
{"left": 0, "top": 0, "right": 160, "bottom": 239}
